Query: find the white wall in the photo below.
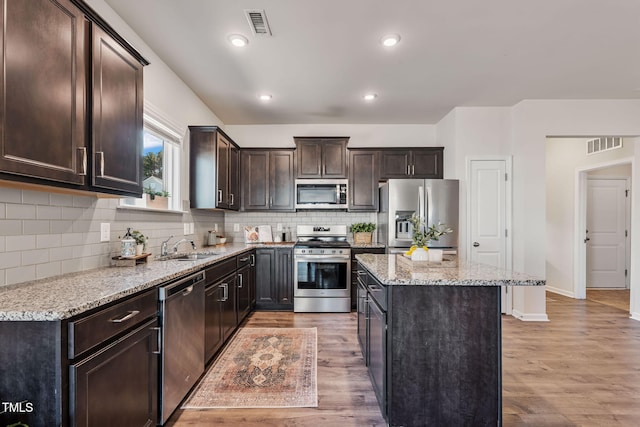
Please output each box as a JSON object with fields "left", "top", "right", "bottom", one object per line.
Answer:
{"left": 545, "top": 138, "right": 634, "bottom": 298}
{"left": 225, "top": 124, "right": 436, "bottom": 148}
{"left": 510, "top": 100, "right": 640, "bottom": 320}
{"left": 86, "top": 0, "right": 222, "bottom": 130}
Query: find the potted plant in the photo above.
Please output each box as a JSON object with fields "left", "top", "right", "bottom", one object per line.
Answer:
{"left": 407, "top": 214, "right": 452, "bottom": 260}
{"left": 350, "top": 222, "right": 376, "bottom": 244}
{"left": 130, "top": 230, "right": 147, "bottom": 255}
{"left": 144, "top": 187, "right": 170, "bottom": 210}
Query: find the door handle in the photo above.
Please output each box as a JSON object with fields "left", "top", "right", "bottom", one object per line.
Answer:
{"left": 150, "top": 327, "right": 162, "bottom": 354}
{"left": 238, "top": 274, "right": 243, "bottom": 288}
{"left": 182, "top": 285, "right": 194, "bottom": 296}
{"left": 109, "top": 310, "right": 140, "bottom": 323}
{"left": 229, "top": 193, "right": 234, "bottom": 206}
{"left": 473, "top": 242, "right": 480, "bottom": 247}
{"left": 584, "top": 237, "right": 590, "bottom": 243}
{"left": 218, "top": 189, "right": 223, "bottom": 203}
{"left": 78, "top": 147, "right": 87, "bottom": 175}
{"left": 97, "top": 151, "right": 105, "bottom": 177}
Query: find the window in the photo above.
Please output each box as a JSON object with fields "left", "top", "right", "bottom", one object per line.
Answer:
{"left": 120, "top": 105, "right": 184, "bottom": 211}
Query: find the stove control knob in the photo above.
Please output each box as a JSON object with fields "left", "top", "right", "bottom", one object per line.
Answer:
{"left": 332, "top": 250, "right": 336, "bottom": 254}
{"left": 301, "top": 249, "right": 306, "bottom": 254}
{"left": 320, "top": 249, "right": 325, "bottom": 254}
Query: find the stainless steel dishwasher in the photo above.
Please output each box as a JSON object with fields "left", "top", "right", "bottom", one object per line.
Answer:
{"left": 158, "top": 270, "right": 205, "bottom": 424}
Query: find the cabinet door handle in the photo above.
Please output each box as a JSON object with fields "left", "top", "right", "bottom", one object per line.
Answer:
{"left": 407, "top": 164, "right": 411, "bottom": 175}
{"left": 238, "top": 274, "right": 243, "bottom": 288}
{"left": 240, "top": 257, "right": 250, "bottom": 262}
{"left": 97, "top": 151, "right": 105, "bottom": 177}
{"left": 218, "top": 189, "right": 223, "bottom": 203}
{"left": 221, "top": 283, "right": 228, "bottom": 301}
{"left": 109, "top": 310, "right": 140, "bottom": 323}
{"left": 270, "top": 196, "right": 273, "bottom": 206}
{"left": 78, "top": 147, "right": 87, "bottom": 175}
{"left": 150, "top": 327, "right": 162, "bottom": 354}
{"left": 411, "top": 164, "right": 415, "bottom": 175}
{"left": 250, "top": 254, "right": 255, "bottom": 266}
{"left": 229, "top": 193, "right": 234, "bottom": 206}
{"left": 182, "top": 285, "right": 194, "bottom": 296}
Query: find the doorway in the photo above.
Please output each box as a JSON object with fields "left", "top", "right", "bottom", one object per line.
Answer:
{"left": 586, "top": 177, "right": 630, "bottom": 289}
{"left": 466, "top": 156, "right": 513, "bottom": 314}
{"left": 575, "top": 160, "right": 632, "bottom": 302}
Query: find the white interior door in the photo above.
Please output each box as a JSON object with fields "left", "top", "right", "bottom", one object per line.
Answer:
{"left": 469, "top": 159, "right": 510, "bottom": 313}
{"left": 586, "top": 179, "right": 628, "bottom": 288}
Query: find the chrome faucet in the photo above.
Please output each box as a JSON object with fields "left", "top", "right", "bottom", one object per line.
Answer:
{"left": 172, "top": 238, "right": 196, "bottom": 253}
{"left": 160, "top": 235, "right": 174, "bottom": 257}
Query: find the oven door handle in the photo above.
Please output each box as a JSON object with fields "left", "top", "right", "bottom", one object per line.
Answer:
{"left": 294, "top": 255, "right": 350, "bottom": 262}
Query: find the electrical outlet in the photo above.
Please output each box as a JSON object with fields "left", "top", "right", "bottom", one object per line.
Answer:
{"left": 277, "top": 223, "right": 283, "bottom": 231}
{"left": 234, "top": 223, "right": 240, "bottom": 232}
{"left": 100, "top": 223, "right": 110, "bottom": 242}
{"left": 189, "top": 223, "right": 195, "bottom": 234}
{"left": 184, "top": 223, "right": 189, "bottom": 235}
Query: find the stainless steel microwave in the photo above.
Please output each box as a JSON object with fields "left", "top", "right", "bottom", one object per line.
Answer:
{"left": 295, "top": 179, "right": 348, "bottom": 209}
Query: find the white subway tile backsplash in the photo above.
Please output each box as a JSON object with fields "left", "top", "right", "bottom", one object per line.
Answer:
{"left": 37, "top": 205, "right": 62, "bottom": 220}
{"left": 21, "top": 249, "right": 49, "bottom": 266}
{"left": 61, "top": 207, "right": 84, "bottom": 220}
{"left": 23, "top": 220, "right": 50, "bottom": 235}
{"left": 0, "top": 187, "right": 22, "bottom": 203}
{"left": 61, "top": 233, "right": 84, "bottom": 247}
{"left": 50, "top": 220, "right": 73, "bottom": 234}
{"left": 0, "top": 203, "right": 5, "bottom": 219}
{"left": 22, "top": 191, "right": 51, "bottom": 206}
{"left": 50, "top": 193, "right": 74, "bottom": 207}
{"left": 6, "top": 265, "right": 36, "bottom": 285}
{"left": 6, "top": 235, "right": 36, "bottom": 252}
{"left": 0, "top": 252, "right": 21, "bottom": 269}
{"left": 6, "top": 204, "right": 36, "bottom": 219}
{"left": 61, "top": 259, "right": 83, "bottom": 275}
{"left": 37, "top": 234, "right": 62, "bottom": 249}
{"left": 73, "top": 196, "right": 96, "bottom": 208}
{"left": 50, "top": 247, "right": 73, "bottom": 262}
{"left": 36, "top": 262, "right": 61, "bottom": 279}
{"left": 0, "top": 236, "right": 5, "bottom": 252}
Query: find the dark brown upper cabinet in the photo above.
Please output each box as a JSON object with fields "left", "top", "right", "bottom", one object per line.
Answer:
{"left": 379, "top": 147, "right": 443, "bottom": 179}
{"left": 349, "top": 149, "right": 379, "bottom": 211}
{"left": 0, "top": 0, "right": 87, "bottom": 186}
{"left": 189, "top": 126, "right": 240, "bottom": 211}
{"left": 91, "top": 25, "right": 144, "bottom": 196}
{"left": 294, "top": 137, "right": 348, "bottom": 179}
{"left": 0, "top": 0, "right": 148, "bottom": 196}
{"left": 241, "top": 149, "right": 295, "bottom": 212}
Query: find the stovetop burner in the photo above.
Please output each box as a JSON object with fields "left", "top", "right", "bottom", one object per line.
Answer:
{"left": 294, "top": 225, "right": 350, "bottom": 249}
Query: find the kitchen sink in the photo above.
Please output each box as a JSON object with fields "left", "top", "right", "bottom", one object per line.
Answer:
{"left": 157, "top": 252, "right": 219, "bottom": 261}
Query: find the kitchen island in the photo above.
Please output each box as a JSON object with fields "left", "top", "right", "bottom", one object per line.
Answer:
{"left": 355, "top": 253, "right": 544, "bottom": 427}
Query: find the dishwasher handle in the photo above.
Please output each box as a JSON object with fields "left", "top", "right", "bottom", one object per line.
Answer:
{"left": 159, "top": 271, "right": 205, "bottom": 301}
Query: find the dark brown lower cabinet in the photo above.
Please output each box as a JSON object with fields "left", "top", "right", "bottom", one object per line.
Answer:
{"left": 351, "top": 247, "right": 385, "bottom": 309}
{"left": 358, "top": 264, "right": 502, "bottom": 427}
{"left": 255, "top": 247, "right": 294, "bottom": 310}
{"left": 204, "top": 283, "right": 224, "bottom": 362}
{"left": 237, "top": 264, "right": 253, "bottom": 322}
{"left": 70, "top": 318, "right": 158, "bottom": 427}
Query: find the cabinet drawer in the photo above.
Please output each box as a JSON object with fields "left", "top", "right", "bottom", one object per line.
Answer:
{"left": 68, "top": 289, "right": 157, "bottom": 359}
{"left": 206, "top": 257, "right": 236, "bottom": 282}
{"left": 236, "top": 251, "right": 253, "bottom": 269}
{"left": 367, "top": 273, "right": 387, "bottom": 311}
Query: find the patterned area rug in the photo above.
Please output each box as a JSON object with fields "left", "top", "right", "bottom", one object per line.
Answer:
{"left": 182, "top": 328, "right": 318, "bottom": 409}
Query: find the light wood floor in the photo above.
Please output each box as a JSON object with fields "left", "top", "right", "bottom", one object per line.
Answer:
{"left": 586, "top": 289, "right": 630, "bottom": 312}
{"left": 169, "top": 294, "right": 640, "bottom": 426}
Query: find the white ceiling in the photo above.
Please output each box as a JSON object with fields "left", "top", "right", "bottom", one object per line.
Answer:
{"left": 104, "top": 0, "right": 640, "bottom": 125}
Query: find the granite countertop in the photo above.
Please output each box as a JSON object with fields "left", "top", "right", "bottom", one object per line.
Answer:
{"left": 0, "top": 243, "right": 256, "bottom": 321}
{"left": 348, "top": 241, "right": 386, "bottom": 249}
{"left": 356, "top": 253, "right": 545, "bottom": 287}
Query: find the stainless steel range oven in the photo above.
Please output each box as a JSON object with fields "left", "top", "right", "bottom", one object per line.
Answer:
{"left": 294, "top": 225, "right": 351, "bottom": 312}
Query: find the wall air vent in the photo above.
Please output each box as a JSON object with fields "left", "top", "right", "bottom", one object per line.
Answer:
{"left": 245, "top": 9, "right": 272, "bottom": 36}
{"left": 586, "top": 137, "right": 622, "bottom": 155}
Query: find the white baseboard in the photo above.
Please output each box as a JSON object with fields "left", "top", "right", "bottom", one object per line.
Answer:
{"left": 630, "top": 312, "right": 640, "bottom": 322}
{"left": 545, "top": 286, "right": 576, "bottom": 299}
{"left": 511, "top": 309, "right": 550, "bottom": 322}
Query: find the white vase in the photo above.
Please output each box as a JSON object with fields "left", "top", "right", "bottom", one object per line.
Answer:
{"left": 411, "top": 247, "right": 429, "bottom": 261}
{"left": 135, "top": 244, "right": 144, "bottom": 256}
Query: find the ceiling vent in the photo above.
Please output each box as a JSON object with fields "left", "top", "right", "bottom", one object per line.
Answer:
{"left": 586, "top": 137, "right": 622, "bottom": 155}
{"left": 245, "top": 9, "right": 272, "bottom": 36}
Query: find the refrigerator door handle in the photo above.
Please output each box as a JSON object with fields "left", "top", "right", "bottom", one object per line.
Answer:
{"left": 425, "top": 184, "right": 433, "bottom": 225}
{"left": 418, "top": 185, "right": 425, "bottom": 227}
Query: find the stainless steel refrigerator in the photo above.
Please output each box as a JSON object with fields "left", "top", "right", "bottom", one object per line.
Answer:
{"left": 378, "top": 179, "right": 459, "bottom": 252}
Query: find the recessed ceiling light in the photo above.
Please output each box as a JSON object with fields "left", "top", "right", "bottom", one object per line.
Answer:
{"left": 258, "top": 94, "right": 272, "bottom": 101}
{"left": 228, "top": 34, "right": 249, "bottom": 47}
{"left": 363, "top": 93, "right": 377, "bottom": 101}
{"left": 381, "top": 34, "right": 401, "bottom": 47}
